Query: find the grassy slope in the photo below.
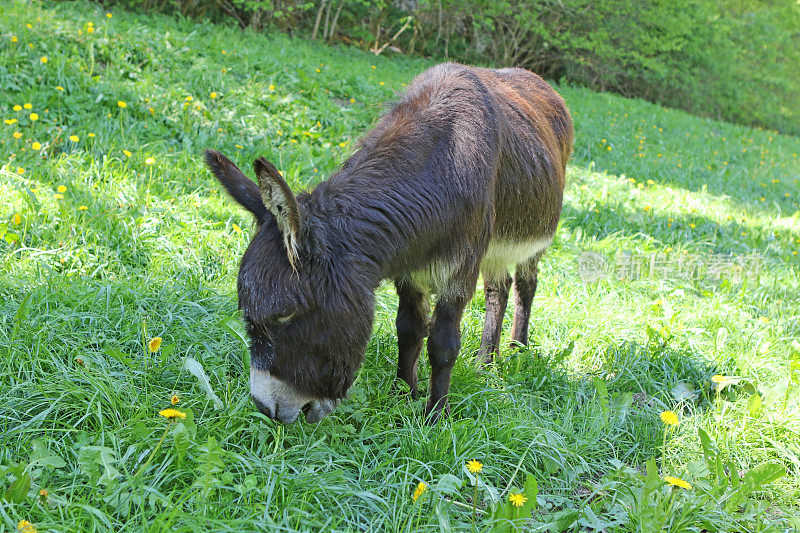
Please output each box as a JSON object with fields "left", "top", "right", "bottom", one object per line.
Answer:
{"left": 1, "top": 1, "right": 799, "bottom": 530}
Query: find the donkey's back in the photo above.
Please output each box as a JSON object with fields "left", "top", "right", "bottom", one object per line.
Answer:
{"left": 355, "top": 63, "right": 573, "bottom": 288}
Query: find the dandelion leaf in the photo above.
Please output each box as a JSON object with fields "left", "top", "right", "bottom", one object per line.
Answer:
{"left": 30, "top": 439, "right": 66, "bottom": 469}
{"left": 183, "top": 357, "right": 224, "bottom": 410}
{"left": 77, "top": 445, "right": 120, "bottom": 485}
{"left": 741, "top": 463, "right": 786, "bottom": 492}
{"left": 433, "top": 473, "right": 462, "bottom": 496}
{"left": 193, "top": 436, "right": 227, "bottom": 499}
{"left": 522, "top": 474, "right": 538, "bottom": 515}
{"left": 173, "top": 422, "right": 191, "bottom": 461}
{"left": 2, "top": 464, "right": 30, "bottom": 503}
{"left": 670, "top": 381, "right": 698, "bottom": 402}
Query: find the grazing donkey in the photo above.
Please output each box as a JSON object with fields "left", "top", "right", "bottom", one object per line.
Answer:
{"left": 205, "top": 63, "right": 572, "bottom": 424}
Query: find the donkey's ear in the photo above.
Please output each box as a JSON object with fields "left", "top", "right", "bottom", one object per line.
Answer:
{"left": 253, "top": 157, "right": 302, "bottom": 269}
{"left": 204, "top": 149, "right": 269, "bottom": 224}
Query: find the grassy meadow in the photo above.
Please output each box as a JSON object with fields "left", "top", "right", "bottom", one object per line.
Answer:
{"left": 1, "top": 1, "right": 800, "bottom": 531}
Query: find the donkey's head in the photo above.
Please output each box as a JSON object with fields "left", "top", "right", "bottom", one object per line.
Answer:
{"left": 205, "top": 150, "right": 374, "bottom": 423}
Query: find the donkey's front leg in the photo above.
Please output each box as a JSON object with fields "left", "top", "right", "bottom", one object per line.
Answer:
{"left": 425, "top": 273, "right": 479, "bottom": 423}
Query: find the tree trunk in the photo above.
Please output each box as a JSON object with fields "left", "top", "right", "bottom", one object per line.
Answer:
{"left": 328, "top": 1, "right": 343, "bottom": 42}
{"left": 311, "top": 0, "right": 326, "bottom": 40}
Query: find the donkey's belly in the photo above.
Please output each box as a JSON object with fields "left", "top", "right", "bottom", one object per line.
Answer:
{"left": 409, "top": 235, "right": 553, "bottom": 293}
{"left": 480, "top": 236, "right": 553, "bottom": 280}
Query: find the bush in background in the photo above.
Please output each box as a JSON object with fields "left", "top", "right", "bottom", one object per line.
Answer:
{"left": 93, "top": 0, "right": 800, "bottom": 135}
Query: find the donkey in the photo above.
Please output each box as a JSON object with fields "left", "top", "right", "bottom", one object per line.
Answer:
{"left": 205, "top": 63, "right": 572, "bottom": 424}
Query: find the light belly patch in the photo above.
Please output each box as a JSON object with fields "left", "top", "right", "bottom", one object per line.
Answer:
{"left": 480, "top": 236, "right": 553, "bottom": 278}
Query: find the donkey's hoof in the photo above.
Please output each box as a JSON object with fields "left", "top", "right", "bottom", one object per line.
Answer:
{"left": 424, "top": 401, "right": 450, "bottom": 425}
{"left": 391, "top": 379, "right": 420, "bottom": 400}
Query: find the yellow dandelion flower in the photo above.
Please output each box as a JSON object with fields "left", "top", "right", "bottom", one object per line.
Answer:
{"left": 159, "top": 408, "right": 186, "bottom": 419}
{"left": 145, "top": 157, "right": 155, "bottom": 165}
{"left": 17, "top": 520, "right": 37, "bottom": 533}
{"left": 349, "top": 98, "right": 355, "bottom": 103}
{"left": 509, "top": 493, "right": 527, "bottom": 507}
{"left": 86, "top": 26, "right": 94, "bottom": 34}
{"left": 269, "top": 84, "right": 275, "bottom": 91}
{"left": 69, "top": 135, "right": 79, "bottom": 142}
{"left": 466, "top": 460, "right": 483, "bottom": 474}
{"left": 4, "top": 118, "right": 18, "bottom": 125}
{"left": 26, "top": 23, "right": 33, "bottom": 28}
{"left": 78, "top": 205, "right": 88, "bottom": 211}
{"left": 40, "top": 56, "right": 48, "bottom": 64}
{"left": 210, "top": 92, "right": 218, "bottom": 99}
{"left": 379, "top": 81, "right": 385, "bottom": 85}
{"left": 31, "top": 141, "right": 41, "bottom": 150}
{"left": 171, "top": 394, "right": 180, "bottom": 405}
{"left": 88, "top": 133, "right": 95, "bottom": 137}
{"left": 660, "top": 411, "right": 679, "bottom": 426}
{"left": 711, "top": 375, "right": 726, "bottom": 383}
{"left": 13, "top": 131, "right": 22, "bottom": 139}
{"left": 13, "top": 105, "right": 22, "bottom": 111}
{"left": 12, "top": 214, "right": 22, "bottom": 225}
{"left": 24, "top": 103, "right": 32, "bottom": 110}
{"left": 29, "top": 113, "right": 38, "bottom": 121}
{"left": 11, "top": 35, "right": 18, "bottom": 42}
{"left": 57, "top": 185, "right": 67, "bottom": 194}
{"left": 185, "top": 96, "right": 193, "bottom": 102}
{"left": 665, "top": 476, "right": 691, "bottom": 490}
{"left": 56, "top": 86, "right": 64, "bottom": 91}
{"left": 123, "top": 150, "right": 132, "bottom": 157}
{"left": 118, "top": 100, "right": 127, "bottom": 108}
{"left": 107, "top": 13, "right": 112, "bottom": 18}
{"left": 412, "top": 481, "right": 427, "bottom": 502}
{"left": 148, "top": 337, "right": 162, "bottom": 352}
{"left": 17, "top": 167, "right": 25, "bottom": 174}
{"left": 54, "top": 194, "right": 63, "bottom": 200}
{"left": 39, "top": 488, "right": 48, "bottom": 499}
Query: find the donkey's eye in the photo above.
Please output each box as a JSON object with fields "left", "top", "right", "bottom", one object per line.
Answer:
{"left": 275, "top": 313, "right": 294, "bottom": 324}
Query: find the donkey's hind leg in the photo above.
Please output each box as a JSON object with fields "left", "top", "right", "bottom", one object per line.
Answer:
{"left": 395, "top": 277, "right": 429, "bottom": 398}
{"left": 477, "top": 273, "right": 511, "bottom": 365}
{"left": 510, "top": 253, "right": 543, "bottom": 347}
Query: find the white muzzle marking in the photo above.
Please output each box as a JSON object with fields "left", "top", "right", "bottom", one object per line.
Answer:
{"left": 249, "top": 368, "right": 338, "bottom": 423}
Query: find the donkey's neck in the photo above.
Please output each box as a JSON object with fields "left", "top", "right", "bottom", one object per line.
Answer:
{"left": 310, "top": 162, "right": 449, "bottom": 287}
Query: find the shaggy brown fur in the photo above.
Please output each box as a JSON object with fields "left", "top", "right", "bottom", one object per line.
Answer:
{"left": 205, "top": 63, "right": 572, "bottom": 423}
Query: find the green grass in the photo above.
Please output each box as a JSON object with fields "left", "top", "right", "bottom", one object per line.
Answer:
{"left": 1, "top": 1, "right": 799, "bottom": 531}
